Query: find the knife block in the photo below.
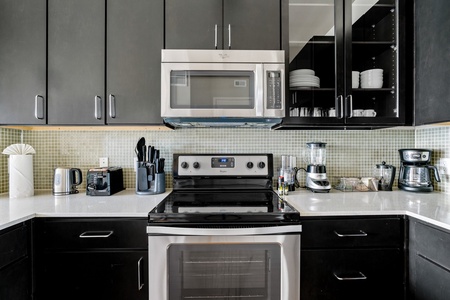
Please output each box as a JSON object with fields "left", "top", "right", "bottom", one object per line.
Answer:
{"left": 135, "top": 161, "right": 165, "bottom": 195}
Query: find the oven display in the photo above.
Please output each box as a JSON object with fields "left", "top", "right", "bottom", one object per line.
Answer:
{"left": 211, "top": 157, "right": 235, "bottom": 168}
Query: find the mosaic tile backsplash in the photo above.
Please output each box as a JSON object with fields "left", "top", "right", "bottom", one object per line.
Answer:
{"left": 1, "top": 126, "right": 449, "bottom": 194}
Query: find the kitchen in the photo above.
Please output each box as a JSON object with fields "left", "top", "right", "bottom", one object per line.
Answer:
{"left": 1, "top": 0, "right": 450, "bottom": 299}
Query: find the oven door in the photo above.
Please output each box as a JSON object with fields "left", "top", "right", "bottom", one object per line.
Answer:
{"left": 148, "top": 225, "right": 301, "bottom": 300}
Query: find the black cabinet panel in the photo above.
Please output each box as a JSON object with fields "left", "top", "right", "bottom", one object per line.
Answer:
{"left": 301, "top": 249, "right": 403, "bottom": 300}
{"left": 0, "top": 258, "right": 30, "bottom": 300}
{"left": 415, "top": 0, "right": 450, "bottom": 125}
{"left": 0, "top": 225, "right": 28, "bottom": 269}
{"left": 0, "top": 0, "right": 46, "bottom": 125}
{"left": 48, "top": 0, "right": 105, "bottom": 125}
{"left": 106, "top": 0, "right": 163, "bottom": 124}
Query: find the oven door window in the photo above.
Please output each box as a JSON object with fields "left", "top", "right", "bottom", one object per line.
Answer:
{"left": 168, "top": 243, "right": 281, "bottom": 300}
{"left": 170, "top": 70, "right": 255, "bottom": 109}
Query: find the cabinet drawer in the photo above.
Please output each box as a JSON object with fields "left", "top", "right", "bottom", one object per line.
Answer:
{"left": 414, "top": 221, "right": 450, "bottom": 271}
{"left": 301, "top": 248, "right": 403, "bottom": 300}
{"left": 301, "top": 217, "right": 403, "bottom": 249}
{"left": 37, "top": 218, "right": 147, "bottom": 250}
{"left": 0, "top": 225, "right": 28, "bottom": 269}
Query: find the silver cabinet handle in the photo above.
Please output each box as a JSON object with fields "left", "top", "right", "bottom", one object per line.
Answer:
{"left": 347, "top": 94, "right": 353, "bottom": 118}
{"left": 137, "top": 257, "right": 144, "bottom": 290}
{"left": 336, "top": 95, "right": 344, "bottom": 119}
{"left": 334, "top": 230, "right": 368, "bottom": 237}
{"left": 147, "top": 225, "right": 302, "bottom": 236}
{"left": 109, "top": 94, "right": 116, "bottom": 118}
{"left": 228, "top": 24, "right": 231, "bottom": 49}
{"left": 334, "top": 272, "right": 367, "bottom": 281}
{"left": 94, "top": 96, "right": 102, "bottom": 119}
{"left": 79, "top": 231, "right": 114, "bottom": 238}
{"left": 34, "top": 95, "right": 45, "bottom": 119}
{"left": 214, "top": 24, "right": 218, "bottom": 49}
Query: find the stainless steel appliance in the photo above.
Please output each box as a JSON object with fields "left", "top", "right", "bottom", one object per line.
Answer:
{"left": 374, "top": 161, "right": 396, "bottom": 191}
{"left": 53, "top": 167, "right": 82, "bottom": 195}
{"left": 147, "top": 154, "right": 301, "bottom": 300}
{"left": 304, "top": 142, "right": 331, "bottom": 193}
{"left": 161, "top": 50, "right": 285, "bottom": 128}
{"left": 398, "top": 149, "right": 441, "bottom": 192}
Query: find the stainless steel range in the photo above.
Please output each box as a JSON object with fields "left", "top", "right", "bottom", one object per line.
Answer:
{"left": 147, "top": 153, "right": 301, "bottom": 300}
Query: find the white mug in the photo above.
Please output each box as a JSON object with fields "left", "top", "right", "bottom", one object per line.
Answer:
{"left": 328, "top": 108, "right": 336, "bottom": 117}
{"left": 313, "top": 107, "right": 322, "bottom": 117}
{"left": 352, "top": 109, "right": 364, "bottom": 117}
{"left": 363, "top": 109, "right": 377, "bottom": 117}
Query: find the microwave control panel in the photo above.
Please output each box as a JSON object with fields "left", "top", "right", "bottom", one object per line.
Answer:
{"left": 266, "top": 71, "right": 282, "bottom": 109}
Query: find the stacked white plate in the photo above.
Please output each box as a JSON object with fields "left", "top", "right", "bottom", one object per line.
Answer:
{"left": 290, "top": 69, "right": 320, "bottom": 88}
{"left": 360, "top": 68, "right": 383, "bottom": 88}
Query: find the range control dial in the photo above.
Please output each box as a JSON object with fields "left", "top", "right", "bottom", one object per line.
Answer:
{"left": 247, "top": 162, "right": 254, "bottom": 169}
{"left": 258, "top": 162, "right": 266, "bottom": 169}
{"left": 181, "top": 162, "right": 189, "bottom": 169}
{"left": 193, "top": 162, "right": 200, "bottom": 169}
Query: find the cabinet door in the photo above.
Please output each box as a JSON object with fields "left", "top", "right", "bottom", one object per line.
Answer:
{"left": 283, "top": 0, "right": 409, "bottom": 129}
{"left": 0, "top": 0, "right": 46, "bottom": 125}
{"left": 301, "top": 249, "right": 403, "bottom": 300}
{"left": 414, "top": 0, "right": 450, "bottom": 125}
{"left": 48, "top": 0, "right": 105, "bottom": 125}
{"left": 223, "top": 0, "right": 280, "bottom": 50}
{"left": 107, "top": 0, "right": 163, "bottom": 124}
{"left": 0, "top": 258, "right": 30, "bottom": 300}
{"left": 38, "top": 251, "right": 148, "bottom": 300}
{"left": 165, "top": 0, "right": 223, "bottom": 49}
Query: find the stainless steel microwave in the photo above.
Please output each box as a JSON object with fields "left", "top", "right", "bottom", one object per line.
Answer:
{"left": 161, "top": 49, "right": 285, "bottom": 128}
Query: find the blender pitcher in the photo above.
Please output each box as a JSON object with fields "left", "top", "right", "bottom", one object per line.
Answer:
{"left": 374, "top": 161, "right": 396, "bottom": 191}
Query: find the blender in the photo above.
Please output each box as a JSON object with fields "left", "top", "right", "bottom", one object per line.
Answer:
{"left": 304, "top": 142, "right": 331, "bottom": 193}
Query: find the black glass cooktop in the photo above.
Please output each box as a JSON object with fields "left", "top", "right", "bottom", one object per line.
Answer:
{"left": 148, "top": 190, "right": 300, "bottom": 224}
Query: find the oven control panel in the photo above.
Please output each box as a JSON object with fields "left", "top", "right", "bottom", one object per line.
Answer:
{"left": 175, "top": 154, "right": 271, "bottom": 177}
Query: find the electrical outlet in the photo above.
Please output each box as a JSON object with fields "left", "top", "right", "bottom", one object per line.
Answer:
{"left": 99, "top": 157, "right": 109, "bottom": 167}
{"left": 438, "top": 158, "right": 450, "bottom": 175}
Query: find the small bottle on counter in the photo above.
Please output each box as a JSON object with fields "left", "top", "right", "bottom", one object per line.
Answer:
{"left": 283, "top": 181, "right": 289, "bottom": 196}
{"left": 278, "top": 176, "right": 284, "bottom": 196}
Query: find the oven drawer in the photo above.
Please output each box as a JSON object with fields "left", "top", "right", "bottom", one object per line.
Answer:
{"left": 301, "top": 217, "right": 403, "bottom": 249}
{"left": 37, "top": 218, "right": 147, "bottom": 250}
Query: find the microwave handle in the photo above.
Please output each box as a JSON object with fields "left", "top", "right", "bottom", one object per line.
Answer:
{"left": 255, "top": 64, "right": 264, "bottom": 117}
{"left": 214, "top": 24, "right": 218, "bottom": 49}
{"left": 228, "top": 24, "right": 231, "bottom": 49}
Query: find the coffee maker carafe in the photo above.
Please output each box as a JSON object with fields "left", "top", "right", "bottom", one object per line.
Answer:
{"left": 398, "top": 149, "right": 440, "bottom": 192}
{"left": 303, "top": 142, "right": 331, "bottom": 193}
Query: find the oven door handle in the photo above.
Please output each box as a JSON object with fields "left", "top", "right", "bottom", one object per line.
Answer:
{"left": 147, "top": 225, "right": 302, "bottom": 236}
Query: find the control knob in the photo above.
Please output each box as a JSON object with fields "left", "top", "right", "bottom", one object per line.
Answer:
{"left": 193, "top": 162, "right": 200, "bottom": 169}
{"left": 258, "top": 162, "right": 266, "bottom": 169}
{"left": 181, "top": 162, "right": 189, "bottom": 169}
{"left": 247, "top": 162, "right": 254, "bottom": 169}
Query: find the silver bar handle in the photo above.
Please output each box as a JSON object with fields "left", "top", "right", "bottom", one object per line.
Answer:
{"left": 79, "top": 231, "right": 114, "bottom": 238}
{"left": 137, "top": 257, "right": 144, "bottom": 290}
{"left": 147, "top": 225, "right": 302, "bottom": 236}
{"left": 336, "top": 95, "right": 344, "bottom": 119}
{"left": 109, "top": 94, "right": 116, "bottom": 118}
{"left": 347, "top": 94, "right": 353, "bottom": 118}
{"left": 214, "top": 24, "right": 218, "bottom": 49}
{"left": 334, "top": 272, "right": 367, "bottom": 281}
{"left": 228, "top": 24, "right": 231, "bottom": 49}
{"left": 334, "top": 230, "right": 368, "bottom": 237}
{"left": 94, "top": 96, "right": 102, "bottom": 119}
{"left": 34, "top": 95, "right": 44, "bottom": 119}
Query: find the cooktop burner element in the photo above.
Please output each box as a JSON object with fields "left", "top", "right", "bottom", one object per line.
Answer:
{"left": 148, "top": 154, "right": 300, "bottom": 225}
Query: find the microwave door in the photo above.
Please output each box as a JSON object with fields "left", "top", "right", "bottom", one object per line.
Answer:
{"left": 161, "top": 63, "right": 263, "bottom": 118}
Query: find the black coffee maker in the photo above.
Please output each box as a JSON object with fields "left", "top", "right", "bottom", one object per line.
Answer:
{"left": 398, "top": 149, "right": 441, "bottom": 192}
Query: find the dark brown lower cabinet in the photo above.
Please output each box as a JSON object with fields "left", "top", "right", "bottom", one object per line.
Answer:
{"left": 34, "top": 218, "right": 148, "bottom": 300}
{"left": 301, "top": 217, "right": 405, "bottom": 300}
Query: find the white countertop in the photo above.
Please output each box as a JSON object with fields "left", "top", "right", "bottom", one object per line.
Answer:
{"left": 285, "top": 189, "right": 450, "bottom": 231}
{"left": 1, "top": 188, "right": 450, "bottom": 232}
{"left": 0, "top": 189, "right": 169, "bottom": 230}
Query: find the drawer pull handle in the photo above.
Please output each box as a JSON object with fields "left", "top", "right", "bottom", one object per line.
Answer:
{"left": 334, "top": 272, "right": 367, "bottom": 281}
{"left": 137, "top": 257, "right": 144, "bottom": 290}
{"left": 79, "top": 231, "right": 114, "bottom": 238}
{"left": 334, "top": 230, "right": 368, "bottom": 237}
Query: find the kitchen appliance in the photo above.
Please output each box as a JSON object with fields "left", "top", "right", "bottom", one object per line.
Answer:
{"left": 304, "top": 142, "right": 331, "bottom": 192}
{"left": 147, "top": 153, "right": 301, "bottom": 300}
{"left": 398, "top": 149, "right": 441, "bottom": 192}
{"left": 161, "top": 49, "right": 285, "bottom": 128}
{"left": 86, "top": 167, "right": 124, "bottom": 196}
{"left": 374, "top": 161, "right": 396, "bottom": 191}
{"left": 53, "top": 167, "right": 82, "bottom": 196}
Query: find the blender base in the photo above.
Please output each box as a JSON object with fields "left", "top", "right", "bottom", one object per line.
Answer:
{"left": 306, "top": 174, "right": 331, "bottom": 193}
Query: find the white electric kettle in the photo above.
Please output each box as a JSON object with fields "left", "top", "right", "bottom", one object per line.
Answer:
{"left": 53, "top": 168, "right": 83, "bottom": 195}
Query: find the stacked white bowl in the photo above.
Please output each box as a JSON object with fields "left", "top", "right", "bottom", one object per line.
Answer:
{"left": 352, "top": 71, "right": 360, "bottom": 88}
{"left": 289, "top": 69, "right": 320, "bottom": 88}
{"left": 360, "top": 68, "right": 383, "bottom": 88}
